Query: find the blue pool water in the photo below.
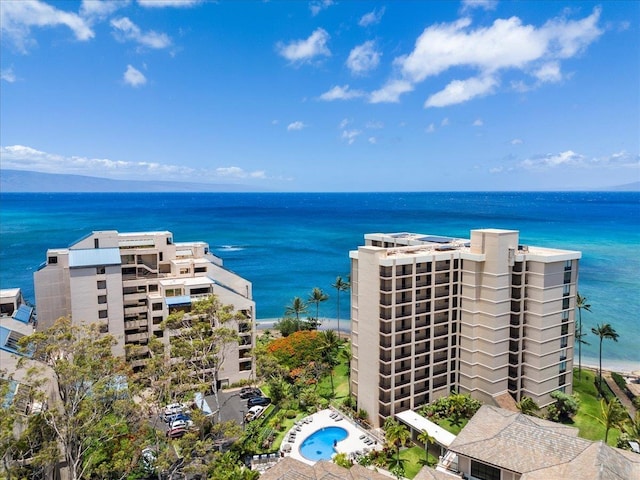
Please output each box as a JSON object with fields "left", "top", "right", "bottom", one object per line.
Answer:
{"left": 299, "top": 426, "right": 348, "bottom": 461}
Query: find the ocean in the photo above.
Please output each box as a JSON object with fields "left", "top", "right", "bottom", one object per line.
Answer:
{"left": 1, "top": 192, "right": 638, "bottom": 370}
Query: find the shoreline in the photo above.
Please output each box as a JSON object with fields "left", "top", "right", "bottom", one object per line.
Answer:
{"left": 255, "top": 318, "right": 640, "bottom": 375}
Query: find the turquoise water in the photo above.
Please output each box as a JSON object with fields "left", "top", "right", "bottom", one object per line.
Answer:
{"left": 0, "top": 192, "right": 638, "bottom": 368}
{"left": 299, "top": 426, "right": 348, "bottom": 461}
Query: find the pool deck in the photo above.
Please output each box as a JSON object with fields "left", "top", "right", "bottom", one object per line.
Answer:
{"left": 282, "top": 408, "right": 383, "bottom": 465}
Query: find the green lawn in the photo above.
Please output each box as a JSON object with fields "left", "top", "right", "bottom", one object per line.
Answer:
{"left": 432, "top": 417, "right": 469, "bottom": 436}
{"left": 399, "top": 446, "right": 437, "bottom": 479}
{"left": 570, "top": 368, "right": 621, "bottom": 445}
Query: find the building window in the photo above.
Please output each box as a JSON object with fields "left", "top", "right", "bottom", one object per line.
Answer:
{"left": 563, "top": 285, "right": 570, "bottom": 296}
{"left": 152, "top": 303, "right": 163, "bottom": 311}
{"left": 562, "top": 310, "right": 569, "bottom": 321}
{"left": 559, "top": 374, "right": 566, "bottom": 386}
{"left": 99, "top": 323, "right": 109, "bottom": 333}
{"left": 94, "top": 239, "right": 100, "bottom": 248}
{"left": 96, "top": 266, "right": 106, "bottom": 275}
{"left": 159, "top": 252, "right": 164, "bottom": 261}
{"left": 471, "top": 460, "right": 501, "bottom": 480}
{"left": 48, "top": 256, "right": 58, "bottom": 264}
{"left": 149, "top": 284, "right": 158, "bottom": 292}
{"left": 98, "top": 295, "right": 107, "bottom": 304}
{"left": 179, "top": 268, "right": 190, "bottom": 275}
{"left": 564, "top": 260, "right": 572, "bottom": 271}
{"left": 560, "top": 337, "right": 568, "bottom": 348}
{"left": 98, "top": 310, "right": 108, "bottom": 319}
{"left": 97, "top": 280, "right": 106, "bottom": 290}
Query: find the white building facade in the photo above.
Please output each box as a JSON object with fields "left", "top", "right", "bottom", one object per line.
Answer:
{"left": 350, "top": 229, "right": 581, "bottom": 428}
{"left": 34, "top": 230, "right": 255, "bottom": 385}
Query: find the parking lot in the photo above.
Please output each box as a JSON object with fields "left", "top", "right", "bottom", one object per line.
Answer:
{"left": 204, "top": 387, "right": 262, "bottom": 426}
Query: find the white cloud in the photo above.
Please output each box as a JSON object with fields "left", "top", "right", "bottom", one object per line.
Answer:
{"left": 359, "top": 7, "right": 385, "bottom": 27}
{"left": 287, "top": 121, "right": 307, "bottom": 131}
{"left": 347, "top": 40, "right": 381, "bottom": 75}
{"left": 366, "top": 121, "right": 384, "bottom": 129}
{"left": 138, "top": 0, "right": 202, "bottom": 7}
{"left": 0, "top": 145, "right": 272, "bottom": 182}
{"left": 425, "top": 75, "right": 498, "bottom": 108}
{"left": 511, "top": 138, "right": 523, "bottom": 145}
{"left": 341, "top": 130, "right": 361, "bottom": 145}
{"left": 425, "top": 123, "right": 435, "bottom": 133}
{"left": 1, "top": 68, "right": 16, "bottom": 83}
{"left": 441, "top": 117, "right": 450, "bottom": 126}
{"left": 80, "top": 0, "right": 128, "bottom": 20}
{"left": 533, "top": 61, "right": 562, "bottom": 83}
{"left": 309, "top": 0, "right": 334, "bottom": 16}
{"left": 520, "top": 150, "right": 585, "bottom": 169}
{"left": 216, "top": 166, "right": 266, "bottom": 179}
{"left": 461, "top": 0, "right": 498, "bottom": 12}
{"left": 1, "top": 0, "right": 94, "bottom": 53}
{"left": 111, "top": 17, "right": 171, "bottom": 49}
{"left": 339, "top": 118, "right": 350, "bottom": 129}
{"left": 319, "top": 85, "right": 365, "bottom": 101}
{"left": 368, "top": 137, "right": 377, "bottom": 144}
{"left": 374, "top": 8, "right": 602, "bottom": 106}
{"left": 123, "top": 64, "right": 147, "bottom": 87}
{"left": 473, "top": 118, "right": 483, "bottom": 126}
{"left": 276, "top": 28, "right": 331, "bottom": 63}
{"left": 370, "top": 79, "right": 414, "bottom": 103}
{"left": 489, "top": 166, "right": 504, "bottom": 173}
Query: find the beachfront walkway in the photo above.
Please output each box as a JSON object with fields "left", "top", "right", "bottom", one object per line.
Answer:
{"left": 603, "top": 371, "right": 638, "bottom": 417}
{"left": 281, "top": 408, "right": 383, "bottom": 466}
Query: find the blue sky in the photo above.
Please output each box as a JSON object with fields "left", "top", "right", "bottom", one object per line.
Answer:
{"left": 1, "top": 0, "right": 638, "bottom": 191}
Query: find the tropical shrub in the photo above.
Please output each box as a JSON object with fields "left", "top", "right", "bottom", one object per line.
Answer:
{"left": 546, "top": 390, "right": 580, "bottom": 422}
{"left": 266, "top": 330, "right": 322, "bottom": 370}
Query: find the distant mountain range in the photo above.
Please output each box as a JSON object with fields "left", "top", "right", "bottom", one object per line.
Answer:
{"left": 0, "top": 169, "right": 638, "bottom": 192}
{"left": 0, "top": 169, "right": 268, "bottom": 193}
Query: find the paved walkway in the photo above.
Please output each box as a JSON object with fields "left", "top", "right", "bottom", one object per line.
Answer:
{"left": 603, "top": 371, "right": 637, "bottom": 418}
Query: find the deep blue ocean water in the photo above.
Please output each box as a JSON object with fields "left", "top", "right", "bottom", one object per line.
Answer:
{"left": 1, "top": 192, "right": 638, "bottom": 369}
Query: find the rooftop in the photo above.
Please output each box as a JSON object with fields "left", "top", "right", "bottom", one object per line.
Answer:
{"left": 448, "top": 405, "right": 640, "bottom": 479}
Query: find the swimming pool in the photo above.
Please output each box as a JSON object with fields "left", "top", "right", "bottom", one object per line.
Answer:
{"left": 299, "top": 426, "right": 348, "bottom": 461}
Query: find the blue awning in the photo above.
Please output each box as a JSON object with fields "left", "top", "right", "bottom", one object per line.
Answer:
{"left": 13, "top": 305, "right": 33, "bottom": 324}
{"left": 166, "top": 295, "right": 191, "bottom": 307}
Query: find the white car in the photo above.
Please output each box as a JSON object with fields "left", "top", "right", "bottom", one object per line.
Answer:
{"left": 244, "top": 405, "right": 265, "bottom": 422}
{"left": 169, "top": 418, "right": 193, "bottom": 430}
{"left": 162, "top": 403, "right": 184, "bottom": 421}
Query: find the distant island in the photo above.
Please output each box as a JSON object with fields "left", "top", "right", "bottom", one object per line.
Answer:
{"left": 0, "top": 169, "right": 269, "bottom": 193}
{"left": 0, "top": 169, "right": 638, "bottom": 193}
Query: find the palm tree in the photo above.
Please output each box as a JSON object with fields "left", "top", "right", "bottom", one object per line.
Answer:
{"left": 339, "top": 342, "right": 352, "bottom": 397}
{"left": 593, "top": 398, "right": 628, "bottom": 443}
{"left": 317, "top": 330, "right": 340, "bottom": 396}
{"left": 575, "top": 293, "right": 591, "bottom": 380}
{"left": 515, "top": 396, "right": 540, "bottom": 417}
{"left": 591, "top": 323, "right": 619, "bottom": 393}
{"left": 384, "top": 418, "right": 410, "bottom": 466}
{"left": 308, "top": 287, "right": 329, "bottom": 328}
{"left": 332, "top": 276, "right": 350, "bottom": 336}
{"left": 417, "top": 429, "right": 435, "bottom": 466}
{"left": 284, "top": 296, "right": 308, "bottom": 322}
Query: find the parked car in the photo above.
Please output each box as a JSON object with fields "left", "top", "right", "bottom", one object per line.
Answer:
{"left": 169, "top": 418, "right": 193, "bottom": 430}
{"left": 239, "top": 387, "right": 262, "bottom": 399}
{"left": 247, "top": 396, "right": 271, "bottom": 407}
{"left": 244, "top": 405, "right": 265, "bottom": 422}
{"left": 162, "top": 403, "right": 184, "bottom": 422}
{"left": 166, "top": 426, "right": 187, "bottom": 439}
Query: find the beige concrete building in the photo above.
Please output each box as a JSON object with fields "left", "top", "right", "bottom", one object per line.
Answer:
{"left": 34, "top": 230, "right": 255, "bottom": 386}
{"left": 350, "top": 229, "right": 581, "bottom": 428}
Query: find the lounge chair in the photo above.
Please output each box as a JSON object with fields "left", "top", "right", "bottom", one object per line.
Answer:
{"left": 359, "top": 434, "right": 366, "bottom": 440}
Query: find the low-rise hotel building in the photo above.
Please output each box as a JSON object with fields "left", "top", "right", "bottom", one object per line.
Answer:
{"left": 34, "top": 230, "right": 255, "bottom": 386}
{"left": 350, "top": 229, "right": 581, "bottom": 428}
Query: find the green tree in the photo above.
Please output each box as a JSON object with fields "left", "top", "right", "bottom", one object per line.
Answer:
{"left": 308, "top": 287, "right": 329, "bottom": 328}
{"left": 284, "top": 296, "right": 308, "bottom": 322}
{"left": 333, "top": 452, "right": 352, "bottom": 469}
{"left": 317, "top": 330, "right": 340, "bottom": 397}
{"left": 546, "top": 390, "right": 580, "bottom": 422}
{"left": 164, "top": 295, "right": 244, "bottom": 422}
{"left": 339, "top": 341, "right": 353, "bottom": 398}
{"left": 592, "top": 398, "right": 628, "bottom": 443}
{"left": 383, "top": 418, "right": 410, "bottom": 467}
{"left": 515, "top": 396, "right": 540, "bottom": 417}
{"left": 16, "top": 318, "right": 145, "bottom": 480}
{"left": 417, "top": 429, "right": 435, "bottom": 466}
{"left": 590, "top": 323, "right": 619, "bottom": 393}
{"left": 575, "top": 293, "right": 591, "bottom": 380}
{"left": 332, "top": 276, "right": 350, "bottom": 336}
